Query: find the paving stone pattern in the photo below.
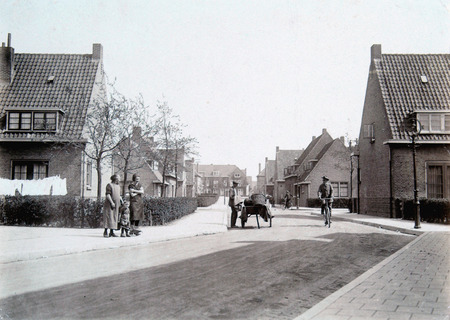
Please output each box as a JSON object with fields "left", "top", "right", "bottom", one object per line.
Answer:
{"left": 300, "top": 232, "right": 450, "bottom": 320}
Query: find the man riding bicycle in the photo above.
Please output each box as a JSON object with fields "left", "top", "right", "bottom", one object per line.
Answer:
{"left": 318, "top": 176, "right": 334, "bottom": 226}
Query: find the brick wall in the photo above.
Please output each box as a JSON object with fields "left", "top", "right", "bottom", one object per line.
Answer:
{"left": 392, "top": 144, "right": 449, "bottom": 199}
{"left": 0, "top": 142, "right": 83, "bottom": 196}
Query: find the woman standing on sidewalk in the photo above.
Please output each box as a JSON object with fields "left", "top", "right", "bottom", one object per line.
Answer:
{"left": 103, "top": 174, "right": 123, "bottom": 238}
{"left": 129, "top": 173, "right": 144, "bottom": 235}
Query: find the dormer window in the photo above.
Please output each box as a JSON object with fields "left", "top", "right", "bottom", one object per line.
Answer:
{"left": 6, "top": 109, "right": 63, "bottom": 133}
{"left": 417, "top": 112, "right": 450, "bottom": 134}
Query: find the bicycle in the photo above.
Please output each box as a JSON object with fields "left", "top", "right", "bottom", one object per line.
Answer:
{"left": 321, "top": 198, "right": 332, "bottom": 228}
{"left": 282, "top": 198, "right": 291, "bottom": 210}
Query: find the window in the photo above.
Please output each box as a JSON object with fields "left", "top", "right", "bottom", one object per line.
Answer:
{"left": 147, "top": 159, "right": 159, "bottom": 170}
{"left": 213, "top": 180, "right": 218, "bottom": 186}
{"left": 7, "top": 111, "right": 59, "bottom": 132}
{"left": 34, "top": 112, "right": 56, "bottom": 131}
{"left": 12, "top": 161, "right": 48, "bottom": 180}
{"left": 234, "top": 173, "right": 241, "bottom": 178}
{"left": 427, "top": 163, "right": 450, "bottom": 198}
{"left": 331, "top": 182, "right": 349, "bottom": 198}
{"left": 363, "top": 124, "right": 375, "bottom": 142}
{"left": 86, "top": 161, "right": 92, "bottom": 187}
{"left": 212, "top": 171, "right": 220, "bottom": 176}
{"left": 8, "top": 112, "right": 31, "bottom": 130}
{"left": 304, "top": 160, "right": 317, "bottom": 171}
{"left": 417, "top": 113, "right": 450, "bottom": 134}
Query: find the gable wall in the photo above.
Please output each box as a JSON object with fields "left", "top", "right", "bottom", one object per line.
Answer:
{"left": 358, "top": 65, "right": 393, "bottom": 217}
{"left": 298, "top": 141, "right": 351, "bottom": 207}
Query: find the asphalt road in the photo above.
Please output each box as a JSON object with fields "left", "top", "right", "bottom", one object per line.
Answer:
{"left": 0, "top": 212, "right": 414, "bottom": 320}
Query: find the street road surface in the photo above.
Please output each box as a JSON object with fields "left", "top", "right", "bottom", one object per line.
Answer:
{"left": 0, "top": 211, "right": 414, "bottom": 319}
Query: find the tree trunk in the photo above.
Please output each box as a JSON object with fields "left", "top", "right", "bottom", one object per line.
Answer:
{"left": 122, "top": 158, "right": 129, "bottom": 197}
{"left": 96, "top": 158, "right": 103, "bottom": 202}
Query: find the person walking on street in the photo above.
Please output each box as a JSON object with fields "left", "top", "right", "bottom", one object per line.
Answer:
{"left": 129, "top": 173, "right": 144, "bottom": 236}
{"left": 229, "top": 181, "right": 239, "bottom": 228}
{"left": 103, "top": 174, "right": 123, "bottom": 237}
{"left": 318, "top": 176, "right": 333, "bottom": 226}
{"left": 283, "top": 190, "right": 292, "bottom": 210}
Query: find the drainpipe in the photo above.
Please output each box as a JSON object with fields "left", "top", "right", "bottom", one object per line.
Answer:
{"left": 389, "top": 147, "right": 393, "bottom": 218}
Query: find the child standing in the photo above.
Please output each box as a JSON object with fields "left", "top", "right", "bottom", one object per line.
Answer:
{"left": 119, "top": 201, "right": 131, "bottom": 237}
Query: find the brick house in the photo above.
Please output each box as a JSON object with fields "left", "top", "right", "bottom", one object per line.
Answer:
{"left": 258, "top": 158, "right": 276, "bottom": 198}
{"left": 273, "top": 146, "right": 304, "bottom": 204}
{"left": 197, "top": 164, "right": 249, "bottom": 196}
{"left": 358, "top": 44, "right": 450, "bottom": 217}
{"left": 0, "top": 34, "right": 109, "bottom": 197}
{"left": 284, "top": 129, "right": 351, "bottom": 207}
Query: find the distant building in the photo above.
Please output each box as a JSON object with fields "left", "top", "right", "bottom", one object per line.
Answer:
{"left": 197, "top": 164, "right": 249, "bottom": 196}
{"left": 273, "top": 146, "right": 304, "bottom": 204}
{"left": 284, "top": 129, "right": 351, "bottom": 207}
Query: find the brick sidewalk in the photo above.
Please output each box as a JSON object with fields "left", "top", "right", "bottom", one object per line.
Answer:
{"left": 296, "top": 232, "right": 450, "bottom": 320}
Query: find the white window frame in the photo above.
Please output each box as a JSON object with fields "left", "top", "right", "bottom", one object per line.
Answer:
{"left": 7, "top": 111, "right": 59, "bottom": 132}
{"left": 417, "top": 112, "right": 450, "bottom": 134}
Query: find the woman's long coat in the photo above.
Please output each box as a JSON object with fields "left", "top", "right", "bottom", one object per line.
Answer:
{"left": 129, "top": 182, "right": 144, "bottom": 221}
{"left": 103, "top": 183, "right": 121, "bottom": 229}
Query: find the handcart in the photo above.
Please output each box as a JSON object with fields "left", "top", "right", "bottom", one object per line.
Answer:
{"left": 239, "top": 194, "right": 273, "bottom": 229}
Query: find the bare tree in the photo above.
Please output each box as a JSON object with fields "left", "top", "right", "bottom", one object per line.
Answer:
{"left": 171, "top": 124, "right": 198, "bottom": 197}
{"left": 153, "top": 100, "right": 176, "bottom": 197}
{"left": 113, "top": 94, "right": 158, "bottom": 196}
{"left": 83, "top": 83, "right": 129, "bottom": 201}
{"left": 154, "top": 100, "right": 198, "bottom": 197}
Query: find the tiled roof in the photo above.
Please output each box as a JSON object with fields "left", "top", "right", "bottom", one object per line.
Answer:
{"left": 197, "top": 164, "right": 243, "bottom": 177}
{"left": 293, "top": 130, "right": 333, "bottom": 176}
{"left": 276, "top": 149, "right": 303, "bottom": 179}
{"left": 375, "top": 54, "right": 450, "bottom": 142}
{"left": 0, "top": 53, "right": 101, "bottom": 141}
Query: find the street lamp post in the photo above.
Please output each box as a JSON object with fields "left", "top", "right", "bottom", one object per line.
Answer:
{"left": 411, "top": 133, "right": 421, "bottom": 229}
{"left": 406, "top": 113, "right": 421, "bottom": 229}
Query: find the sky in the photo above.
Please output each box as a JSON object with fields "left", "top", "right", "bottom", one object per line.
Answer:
{"left": 1, "top": 0, "right": 449, "bottom": 178}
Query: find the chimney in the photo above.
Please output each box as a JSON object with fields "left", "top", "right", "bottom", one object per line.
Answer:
{"left": 371, "top": 44, "right": 382, "bottom": 61}
{"left": 312, "top": 136, "right": 316, "bottom": 141}
{"left": 276, "top": 146, "right": 279, "bottom": 153}
{"left": 322, "top": 128, "right": 327, "bottom": 135}
{"left": 0, "top": 33, "right": 14, "bottom": 86}
{"left": 340, "top": 136, "right": 345, "bottom": 144}
{"left": 259, "top": 163, "right": 261, "bottom": 173}
{"left": 92, "top": 43, "right": 103, "bottom": 60}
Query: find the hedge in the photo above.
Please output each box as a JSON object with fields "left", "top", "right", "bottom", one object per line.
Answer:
{"left": 0, "top": 195, "right": 197, "bottom": 228}
{"left": 395, "top": 198, "right": 450, "bottom": 224}
{"left": 197, "top": 194, "right": 219, "bottom": 207}
{"left": 307, "top": 198, "right": 351, "bottom": 209}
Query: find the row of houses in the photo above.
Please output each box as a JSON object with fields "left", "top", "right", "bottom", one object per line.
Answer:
{"left": 0, "top": 34, "right": 251, "bottom": 199}
{"left": 256, "top": 130, "right": 354, "bottom": 208}
{"left": 257, "top": 44, "right": 449, "bottom": 217}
